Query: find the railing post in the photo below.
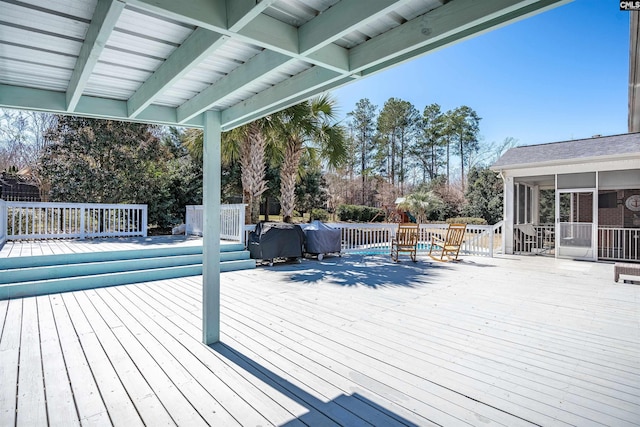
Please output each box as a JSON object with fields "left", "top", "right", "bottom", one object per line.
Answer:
{"left": 80, "top": 205, "right": 86, "bottom": 239}
{"left": 0, "top": 199, "right": 6, "bottom": 247}
{"left": 489, "top": 224, "right": 495, "bottom": 257}
{"left": 185, "top": 205, "right": 192, "bottom": 235}
{"left": 238, "top": 204, "right": 246, "bottom": 244}
{"left": 141, "top": 205, "right": 148, "bottom": 236}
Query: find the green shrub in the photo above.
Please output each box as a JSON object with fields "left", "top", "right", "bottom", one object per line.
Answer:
{"left": 310, "top": 208, "right": 329, "bottom": 222}
{"left": 336, "top": 204, "right": 350, "bottom": 220}
{"left": 446, "top": 217, "right": 487, "bottom": 225}
{"left": 336, "top": 204, "right": 384, "bottom": 222}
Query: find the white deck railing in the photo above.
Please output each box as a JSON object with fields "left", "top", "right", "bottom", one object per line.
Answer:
{"left": 513, "top": 223, "right": 555, "bottom": 254}
{"left": 185, "top": 205, "right": 203, "bottom": 236}
{"left": 186, "top": 204, "right": 247, "bottom": 243}
{"left": 598, "top": 227, "right": 640, "bottom": 262}
{"left": 513, "top": 224, "right": 640, "bottom": 262}
{"left": 4, "top": 201, "right": 147, "bottom": 240}
{"left": 244, "top": 222, "right": 503, "bottom": 257}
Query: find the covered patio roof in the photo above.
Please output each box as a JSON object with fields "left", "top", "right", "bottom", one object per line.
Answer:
{"left": 0, "top": 0, "right": 570, "bottom": 130}
{"left": 0, "top": 0, "right": 574, "bottom": 344}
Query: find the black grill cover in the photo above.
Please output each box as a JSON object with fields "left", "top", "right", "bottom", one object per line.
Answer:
{"left": 248, "top": 222, "right": 305, "bottom": 260}
{"left": 303, "top": 220, "right": 341, "bottom": 254}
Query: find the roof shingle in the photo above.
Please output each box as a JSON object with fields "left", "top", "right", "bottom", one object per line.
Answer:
{"left": 492, "top": 133, "right": 640, "bottom": 169}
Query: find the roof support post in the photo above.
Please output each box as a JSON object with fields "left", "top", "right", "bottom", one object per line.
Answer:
{"left": 202, "top": 110, "right": 221, "bottom": 345}
{"left": 503, "top": 174, "right": 515, "bottom": 255}
{"left": 532, "top": 185, "right": 540, "bottom": 225}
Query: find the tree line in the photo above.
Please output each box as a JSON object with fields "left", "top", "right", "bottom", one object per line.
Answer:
{"left": 0, "top": 97, "right": 346, "bottom": 228}
{"left": 327, "top": 98, "right": 514, "bottom": 223}
{"left": 1, "top": 95, "right": 513, "bottom": 229}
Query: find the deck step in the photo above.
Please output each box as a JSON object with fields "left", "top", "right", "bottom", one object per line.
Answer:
{"left": 0, "top": 243, "right": 245, "bottom": 270}
{"left": 0, "top": 243, "right": 254, "bottom": 300}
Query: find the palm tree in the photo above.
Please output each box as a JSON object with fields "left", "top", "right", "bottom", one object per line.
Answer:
{"left": 274, "top": 95, "right": 347, "bottom": 221}
{"left": 183, "top": 121, "right": 272, "bottom": 224}
{"left": 231, "top": 121, "right": 269, "bottom": 224}
{"left": 398, "top": 191, "right": 445, "bottom": 223}
{"left": 183, "top": 96, "right": 346, "bottom": 224}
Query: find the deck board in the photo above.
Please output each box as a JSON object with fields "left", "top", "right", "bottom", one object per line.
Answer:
{"left": 50, "top": 293, "right": 112, "bottom": 426}
{"left": 94, "top": 288, "right": 246, "bottom": 426}
{"left": 120, "top": 281, "right": 313, "bottom": 426}
{"left": 62, "top": 292, "right": 145, "bottom": 427}
{"left": 17, "top": 298, "right": 47, "bottom": 426}
{"left": 218, "top": 280, "right": 542, "bottom": 426}
{"left": 82, "top": 288, "right": 210, "bottom": 427}
{"left": 0, "top": 236, "right": 205, "bottom": 258}
{"left": 37, "top": 295, "right": 80, "bottom": 427}
{"left": 116, "top": 284, "right": 311, "bottom": 426}
{"left": 0, "top": 300, "right": 21, "bottom": 427}
{"left": 179, "top": 275, "right": 527, "bottom": 425}
{"left": 1, "top": 248, "right": 639, "bottom": 426}
{"left": 72, "top": 291, "right": 175, "bottom": 426}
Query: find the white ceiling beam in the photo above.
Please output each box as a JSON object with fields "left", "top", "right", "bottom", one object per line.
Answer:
{"left": 350, "top": 0, "right": 566, "bottom": 73}
{"left": 127, "top": 0, "right": 289, "bottom": 120}
{"left": 0, "top": 84, "right": 204, "bottom": 128}
{"left": 298, "top": 0, "right": 411, "bottom": 54}
{"left": 125, "top": 0, "right": 349, "bottom": 73}
{"left": 173, "top": 1, "right": 360, "bottom": 124}
{"left": 220, "top": 67, "right": 356, "bottom": 129}
{"left": 125, "top": 0, "right": 350, "bottom": 123}
{"left": 127, "top": 29, "right": 228, "bottom": 118}
{"left": 226, "top": 0, "right": 279, "bottom": 31}
{"left": 177, "top": 50, "right": 293, "bottom": 123}
{"left": 220, "top": 75, "right": 356, "bottom": 131}
{"left": 125, "top": 0, "right": 227, "bottom": 30}
{"left": 238, "top": 14, "right": 350, "bottom": 73}
{"left": 66, "top": 0, "right": 125, "bottom": 112}
{"left": 176, "top": 43, "right": 353, "bottom": 125}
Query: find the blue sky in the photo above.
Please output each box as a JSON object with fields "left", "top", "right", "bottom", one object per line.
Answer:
{"left": 331, "top": 0, "right": 630, "bottom": 147}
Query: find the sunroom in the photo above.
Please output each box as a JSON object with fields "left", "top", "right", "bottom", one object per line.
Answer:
{"left": 491, "top": 132, "right": 640, "bottom": 262}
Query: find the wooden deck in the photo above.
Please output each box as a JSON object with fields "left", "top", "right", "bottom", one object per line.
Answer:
{"left": 0, "top": 235, "right": 206, "bottom": 258}
{"left": 1, "top": 250, "right": 639, "bottom": 426}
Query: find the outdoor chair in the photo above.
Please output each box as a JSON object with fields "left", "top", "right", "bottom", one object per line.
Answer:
{"left": 390, "top": 222, "right": 419, "bottom": 262}
{"left": 428, "top": 223, "right": 467, "bottom": 261}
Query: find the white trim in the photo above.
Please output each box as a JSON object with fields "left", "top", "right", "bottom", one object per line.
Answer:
{"left": 497, "top": 157, "right": 640, "bottom": 179}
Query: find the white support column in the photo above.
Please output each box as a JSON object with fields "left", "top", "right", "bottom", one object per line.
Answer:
{"left": 532, "top": 185, "right": 540, "bottom": 225}
{"left": 503, "top": 175, "right": 515, "bottom": 254}
{"left": 202, "top": 110, "right": 221, "bottom": 345}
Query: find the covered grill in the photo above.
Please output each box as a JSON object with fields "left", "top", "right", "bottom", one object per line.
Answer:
{"left": 302, "top": 221, "right": 341, "bottom": 260}
{"left": 248, "top": 222, "right": 305, "bottom": 266}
